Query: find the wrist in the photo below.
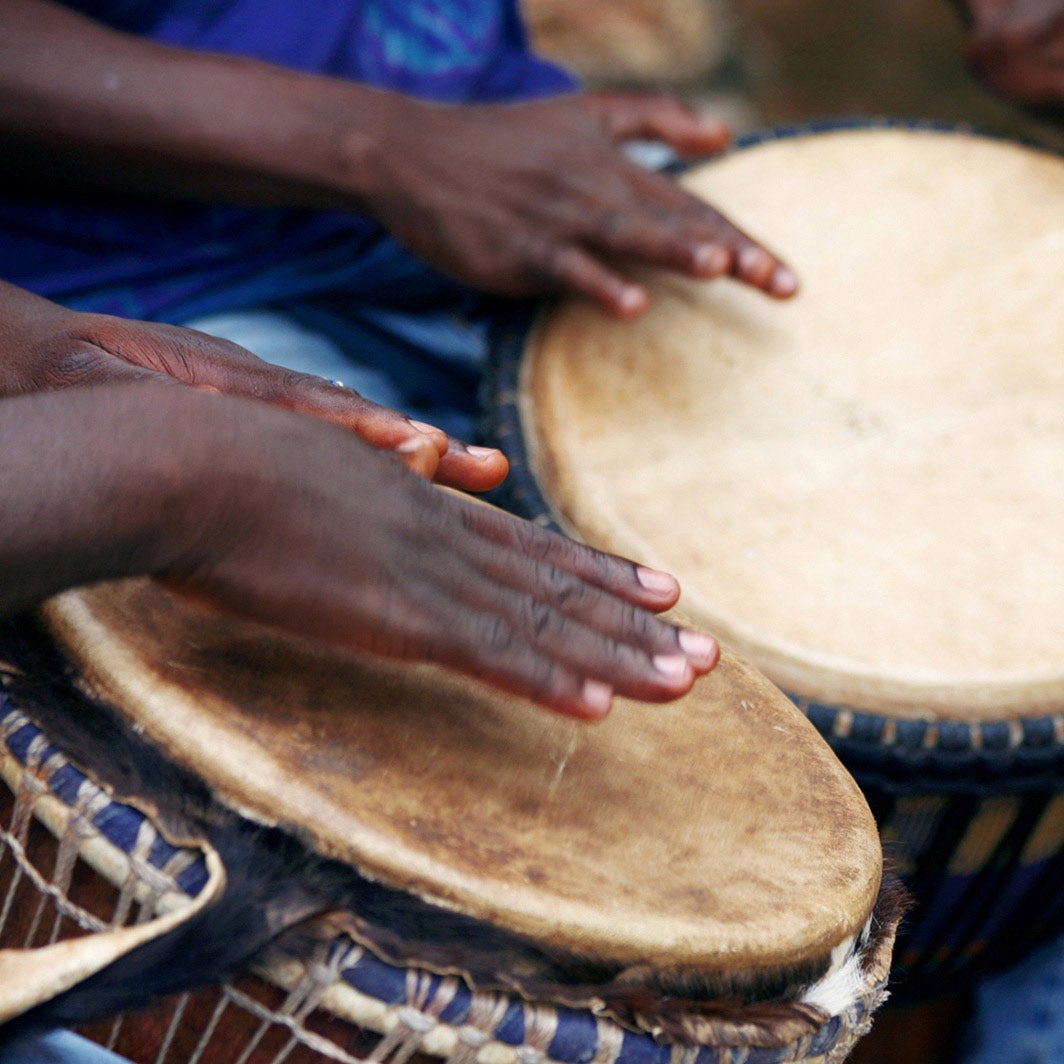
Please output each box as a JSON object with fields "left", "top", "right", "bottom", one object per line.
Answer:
{"left": 0, "top": 282, "right": 82, "bottom": 397}
{"left": 279, "top": 80, "right": 432, "bottom": 213}
{"left": 0, "top": 384, "right": 262, "bottom": 614}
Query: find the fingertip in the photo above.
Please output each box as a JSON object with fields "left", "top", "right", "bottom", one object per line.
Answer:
{"left": 677, "top": 629, "right": 720, "bottom": 672}
{"left": 614, "top": 284, "right": 649, "bottom": 319}
{"left": 578, "top": 678, "right": 614, "bottom": 720}
{"left": 736, "top": 245, "right": 778, "bottom": 289}
{"left": 769, "top": 264, "right": 800, "bottom": 299}
{"left": 679, "top": 119, "right": 732, "bottom": 157}
{"left": 436, "top": 444, "right": 509, "bottom": 492}
{"left": 467, "top": 445, "right": 504, "bottom": 461}
{"left": 635, "top": 565, "right": 681, "bottom": 605}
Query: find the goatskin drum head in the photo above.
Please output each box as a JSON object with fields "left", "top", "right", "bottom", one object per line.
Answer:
{"left": 522, "top": 127, "right": 1064, "bottom": 720}
{"left": 41, "top": 578, "right": 881, "bottom": 982}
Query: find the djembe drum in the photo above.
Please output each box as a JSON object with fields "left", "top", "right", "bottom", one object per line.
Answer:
{"left": 0, "top": 577, "right": 899, "bottom": 1063}
{"left": 481, "top": 122, "right": 1064, "bottom": 1003}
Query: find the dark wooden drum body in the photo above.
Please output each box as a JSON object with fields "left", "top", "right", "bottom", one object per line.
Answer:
{"left": 0, "top": 576, "right": 898, "bottom": 1062}
{"left": 480, "top": 123, "right": 1064, "bottom": 1002}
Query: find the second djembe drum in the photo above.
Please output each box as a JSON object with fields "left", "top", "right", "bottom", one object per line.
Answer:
{"left": 482, "top": 122, "right": 1064, "bottom": 1001}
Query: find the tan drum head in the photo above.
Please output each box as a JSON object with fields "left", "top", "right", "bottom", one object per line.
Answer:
{"left": 42, "top": 578, "right": 880, "bottom": 985}
{"left": 523, "top": 127, "right": 1064, "bottom": 720}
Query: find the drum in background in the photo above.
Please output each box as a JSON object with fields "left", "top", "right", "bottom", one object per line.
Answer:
{"left": 0, "top": 578, "right": 898, "bottom": 1063}
{"left": 480, "top": 122, "right": 1064, "bottom": 1002}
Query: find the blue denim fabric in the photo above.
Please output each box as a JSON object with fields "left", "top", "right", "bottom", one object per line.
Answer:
{"left": 958, "top": 935, "right": 1064, "bottom": 1064}
{"left": 183, "top": 282, "right": 491, "bottom": 441}
{"left": 0, "top": 1030, "right": 130, "bottom": 1064}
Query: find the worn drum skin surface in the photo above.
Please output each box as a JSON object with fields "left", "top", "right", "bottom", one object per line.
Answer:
{"left": 523, "top": 127, "right": 1064, "bottom": 721}
{"left": 43, "top": 578, "right": 882, "bottom": 979}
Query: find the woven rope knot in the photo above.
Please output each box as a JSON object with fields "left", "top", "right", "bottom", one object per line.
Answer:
{"left": 458, "top": 1026, "right": 490, "bottom": 1049}
{"left": 397, "top": 1006, "right": 438, "bottom": 1035}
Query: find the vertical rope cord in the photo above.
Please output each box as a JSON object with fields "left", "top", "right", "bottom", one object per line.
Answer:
{"left": 3, "top": 736, "right": 51, "bottom": 942}
{"left": 186, "top": 991, "right": 232, "bottom": 1064}
{"left": 153, "top": 992, "right": 191, "bottom": 1064}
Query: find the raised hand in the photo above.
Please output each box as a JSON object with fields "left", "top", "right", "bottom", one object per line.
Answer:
{"left": 1, "top": 3, "right": 796, "bottom": 318}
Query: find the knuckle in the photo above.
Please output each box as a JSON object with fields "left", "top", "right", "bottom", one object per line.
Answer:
{"left": 513, "top": 520, "right": 555, "bottom": 562}
{"left": 481, "top": 616, "right": 516, "bottom": 654}
{"left": 595, "top": 210, "right": 628, "bottom": 242}
{"left": 527, "top": 657, "right": 562, "bottom": 703}
{"left": 620, "top": 601, "right": 652, "bottom": 640}
{"left": 520, "top": 597, "right": 563, "bottom": 642}
{"left": 48, "top": 343, "right": 122, "bottom": 388}
{"left": 269, "top": 366, "right": 320, "bottom": 399}
{"left": 547, "top": 245, "right": 582, "bottom": 282}
{"left": 541, "top": 564, "right": 589, "bottom": 610}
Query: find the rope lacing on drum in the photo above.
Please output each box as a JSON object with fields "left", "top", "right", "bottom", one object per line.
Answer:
{"left": 446, "top": 990, "right": 513, "bottom": 1064}
{"left": 516, "top": 1003, "right": 560, "bottom": 1064}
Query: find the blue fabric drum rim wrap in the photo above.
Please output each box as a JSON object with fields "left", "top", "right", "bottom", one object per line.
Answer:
{"left": 477, "top": 118, "right": 1064, "bottom": 1003}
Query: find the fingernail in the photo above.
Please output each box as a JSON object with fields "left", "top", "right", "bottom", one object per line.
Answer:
{"left": 409, "top": 420, "right": 442, "bottom": 436}
{"left": 653, "top": 654, "right": 690, "bottom": 678}
{"left": 678, "top": 630, "right": 719, "bottom": 666}
{"left": 694, "top": 244, "right": 730, "bottom": 276}
{"left": 636, "top": 566, "right": 678, "bottom": 594}
{"left": 396, "top": 436, "right": 432, "bottom": 454}
{"left": 618, "top": 286, "right": 646, "bottom": 316}
{"left": 705, "top": 120, "right": 731, "bottom": 143}
{"left": 581, "top": 679, "right": 613, "bottom": 715}
{"left": 466, "top": 446, "right": 500, "bottom": 459}
{"left": 772, "top": 265, "right": 799, "bottom": 297}
{"left": 738, "top": 245, "right": 774, "bottom": 283}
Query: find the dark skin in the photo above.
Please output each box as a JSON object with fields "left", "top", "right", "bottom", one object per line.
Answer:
{"left": 0, "top": 281, "right": 507, "bottom": 491}
{"left": 958, "top": 0, "right": 1064, "bottom": 113}
{"left": 0, "top": 381, "right": 719, "bottom": 721}
{"left": 0, "top": 0, "right": 797, "bottom": 319}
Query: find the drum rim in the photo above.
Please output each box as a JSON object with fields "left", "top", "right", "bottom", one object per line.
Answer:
{"left": 479, "top": 116, "right": 1064, "bottom": 755}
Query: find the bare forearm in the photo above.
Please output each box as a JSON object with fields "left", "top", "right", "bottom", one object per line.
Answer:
{"left": 0, "top": 0, "right": 396, "bottom": 209}
{"left": 0, "top": 384, "right": 235, "bottom": 614}
{"left": 0, "top": 1, "right": 797, "bottom": 312}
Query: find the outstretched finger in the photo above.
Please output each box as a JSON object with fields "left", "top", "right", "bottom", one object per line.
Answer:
{"left": 584, "top": 210, "right": 734, "bottom": 281}
{"left": 435, "top": 437, "right": 511, "bottom": 493}
{"left": 413, "top": 604, "right": 627, "bottom": 720}
{"left": 455, "top": 498, "right": 682, "bottom": 612}
{"left": 446, "top": 543, "right": 719, "bottom": 674}
{"left": 682, "top": 201, "right": 799, "bottom": 299}
{"left": 531, "top": 243, "right": 650, "bottom": 318}
{"left": 163, "top": 333, "right": 510, "bottom": 491}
